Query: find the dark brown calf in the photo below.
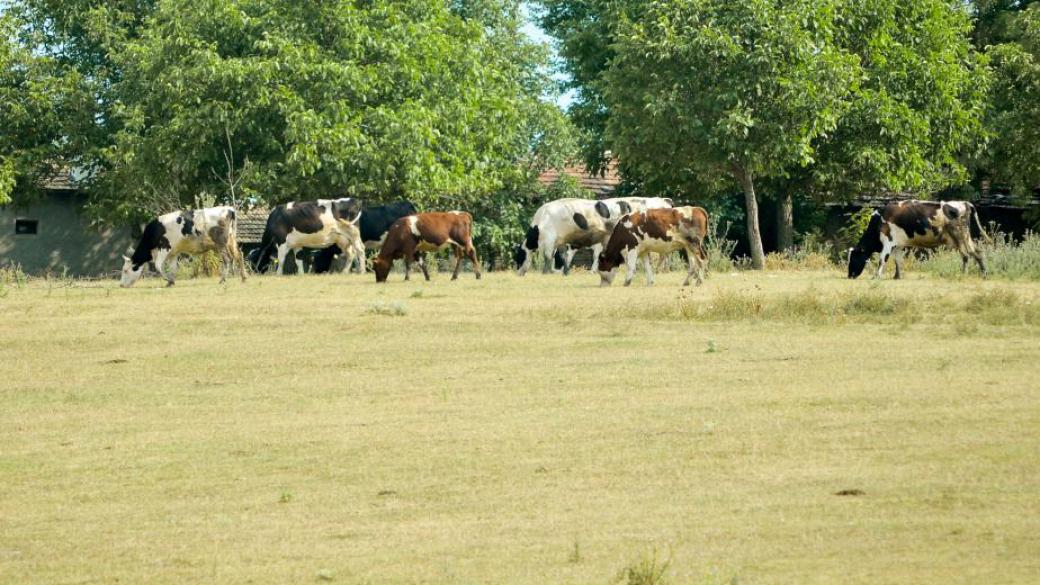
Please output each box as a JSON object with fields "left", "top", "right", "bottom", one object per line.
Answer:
{"left": 372, "top": 212, "right": 482, "bottom": 282}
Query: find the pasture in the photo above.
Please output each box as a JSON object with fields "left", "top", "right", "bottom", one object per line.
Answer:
{"left": 1, "top": 268, "right": 1038, "bottom": 583}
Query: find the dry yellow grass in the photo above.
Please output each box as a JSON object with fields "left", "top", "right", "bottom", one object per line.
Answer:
{"left": 1, "top": 267, "right": 1039, "bottom": 583}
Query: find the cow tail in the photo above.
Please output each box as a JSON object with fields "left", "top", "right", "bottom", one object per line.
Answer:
{"left": 969, "top": 203, "right": 990, "bottom": 244}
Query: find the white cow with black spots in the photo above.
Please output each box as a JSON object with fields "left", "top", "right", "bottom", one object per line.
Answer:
{"left": 120, "top": 206, "right": 246, "bottom": 287}
{"left": 513, "top": 197, "right": 673, "bottom": 275}
{"left": 253, "top": 198, "right": 363, "bottom": 275}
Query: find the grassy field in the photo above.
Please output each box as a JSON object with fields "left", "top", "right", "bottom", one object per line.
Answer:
{"left": 1, "top": 266, "right": 1039, "bottom": 584}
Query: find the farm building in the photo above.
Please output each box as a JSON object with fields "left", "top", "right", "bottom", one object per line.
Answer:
{"left": 0, "top": 173, "right": 131, "bottom": 277}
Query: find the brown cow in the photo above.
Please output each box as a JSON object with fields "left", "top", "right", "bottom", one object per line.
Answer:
{"left": 372, "top": 212, "right": 483, "bottom": 282}
{"left": 597, "top": 206, "right": 709, "bottom": 287}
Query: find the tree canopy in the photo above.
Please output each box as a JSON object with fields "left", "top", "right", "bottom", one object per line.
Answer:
{"left": 540, "top": 0, "right": 988, "bottom": 267}
{"left": 3, "top": 0, "right": 573, "bottom": 222}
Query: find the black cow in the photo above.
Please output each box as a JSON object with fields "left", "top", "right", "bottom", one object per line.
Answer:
{"left": 848, "top": 200, "right": 988, "bottom": 279}
{"left": 253, "top": 198, "right": 362, "bottom": 275}
{"left": 311, "top": 200, "right": 418, "bottom": 274}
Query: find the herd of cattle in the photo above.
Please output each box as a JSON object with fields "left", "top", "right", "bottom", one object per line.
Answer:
{"left": 118, "top": 196, "right": 989, "bottom": 288}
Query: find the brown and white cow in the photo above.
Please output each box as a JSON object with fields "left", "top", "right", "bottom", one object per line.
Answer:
{"left": 848, "top": 200, "right": 988, "bottom": 279}
{"left": 597, "top": 207, "right": 709, "bottom": 287}
{"left": 372, "top": 212, "right": 482, "bottom": 282}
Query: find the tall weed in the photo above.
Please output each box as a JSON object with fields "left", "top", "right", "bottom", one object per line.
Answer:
{"left": 917, "top": 231, "right": 1040, "bottom": 280}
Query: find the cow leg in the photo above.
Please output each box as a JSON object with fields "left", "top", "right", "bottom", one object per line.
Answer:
{"left": 419, "top": 252, "right": 431, "bottom": 281}
{"left": 642, "top": 254, "right": 655, "bottom": 287}
{"left": 623, "top": 250, "right": 640, "bottom": 287}
{"left": 590, "top": 243, "right": 603, "bottom": 272}
{"left": 562, "top": 247, "right": 577, "bottom": 275}
{"left": 690, "top": 240, "right": 707, "bottom": 286}
{"left": 541, "top": 246, "right": 555, "bottom": 274}
{"left": 451, "top": 245, "right": 464, "bottom": 280}
{"left": 294, "top": 251, "right": 305, "bottom": 275}
{"left": 219, "top": 250, "right": 232, "bottom": 284}
{"left": 682, "top": 246, "right": 696, "bottom": 286}
{"left": 151, "top": 249, "right": 170, "bottom": 286}
{"left": 874, "top": 241, "right": 894, "bottom": 279}
{"left": 275, "top": 244, "right": 291, "bottom": 275}
{"left": 353, "top": 240, "right": 367, "bottom": 274}
{"left": 972, "top": 245, "right": 988, "bottom": 277}
{"left": 231, "top": 243, "right": 247, "bottom": 281}
{"left": 537, "top": 230, "right": 557, "bottom": 274}
{"left": 163, "top": 255, "right": 179, "bottom": 287}
{"left": 892, "top": 247, "right": 904, "bottom": 280}
{"left": 466, "top": 244, "right": 482, "bottom": 280}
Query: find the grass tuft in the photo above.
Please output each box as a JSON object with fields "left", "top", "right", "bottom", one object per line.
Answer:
{"left": 365, "top": 300, "right": 408, "bottom": 316}
{"left": 614, "top": 550, "right": 671, "bottom": 585}
{"left": 840, "top": 288, "right": 912, "bottom": 317}
{"left": 567, "top": 540, "right": 581, "bottom": 564}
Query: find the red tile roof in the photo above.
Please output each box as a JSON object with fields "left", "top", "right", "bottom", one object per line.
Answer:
{"left": 537, "top": 163, "right": 620, "bottom": 197}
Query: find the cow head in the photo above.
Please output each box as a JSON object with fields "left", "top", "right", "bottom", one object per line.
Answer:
{"left": 514, "top": 225, "right": 539, "bottom": 275}
{"left": 513, "top": 244, "right": 529, "bottom": 272}
{"left": 597, "top": 251, "right": 621, "bottom": 287}
{"left": 848, "top": 247, "right": 873, "bottom": 279}
{"left": 120, "top": 255, "right": 145, "bottom": 288}
{"left": 333, "top": 198, "right": 362, "bottom": 225}
{"left": 372, "top": 257, "right": 392, "bottom": 282}
{"left": 847, "top": 211, "right": 884, "bottom": 279}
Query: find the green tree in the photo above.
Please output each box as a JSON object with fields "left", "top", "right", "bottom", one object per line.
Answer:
{"left": 604, "top": 0, "right": 859, "bottom": 268}
{"left": 548, "top": 0, "right": 987, "bottom": 265}
{"left": 0, "top": 13, "right": 94, "bottom": 205}
{"left": 7, "top": 0, "right": 572, "bottom": 222}
{"left": 987, "top": 4, "right": 1040, "bottom": 196}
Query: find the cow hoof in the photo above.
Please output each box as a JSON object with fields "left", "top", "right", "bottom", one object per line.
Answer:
{"left": 475, "top": 273, "right": 482, "bottom": 280}
{"left": 166, "top": 281, "right": 175, "bottom": 288}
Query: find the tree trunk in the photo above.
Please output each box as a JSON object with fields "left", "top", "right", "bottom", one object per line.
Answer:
{"left": 777, "top": 192, "right": 794, "bottom": 252}
{"left": 735, "top": 167, "right": 766, "bottom": 270}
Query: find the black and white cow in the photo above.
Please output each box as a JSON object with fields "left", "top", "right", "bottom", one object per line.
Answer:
{"left": 120, "top": 206, "right": 246, "bottom": 288}
{"left": 513, "top": 197, "right": 673, "bottom": 275}
{"left": 848, "top": 200, "right": 988, "bottom": 279}
{"left": 310, "top": 200, "right": 418, "bottom": 274}
{"left": 253, "top": 198, "right": 363, "bottom": 275}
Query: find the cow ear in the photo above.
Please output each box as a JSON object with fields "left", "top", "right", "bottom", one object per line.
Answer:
{"left": 122, "top": 255, "right": 130, "bottom": 262}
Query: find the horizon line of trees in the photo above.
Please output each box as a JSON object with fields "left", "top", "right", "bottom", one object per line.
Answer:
{"left": 3, "top": 1, "right": 1040, "bottom": 269}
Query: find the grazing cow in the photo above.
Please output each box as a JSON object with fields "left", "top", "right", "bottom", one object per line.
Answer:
{"left": 513, "top": 195, "right": 673, "bottom": 274}
{"left": 514, "top": 197, "right": 674, "bottom": 276}
{"left": 597, "top": 207, "right": 709, "bottom": 287}
{"left": 372, "top": 212, "right": 482, "bottom": 282}
{"left": 253, "top": 198, "right": 362, "bottom": 275}
{"left": 120, "top": 206, "right": 246, "bottom": 288}
{"left": 848, "top": 200, "right": 988, "bottom": 279}
{"left": 310, "top": 200, "right": 418, "bottom": 274}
